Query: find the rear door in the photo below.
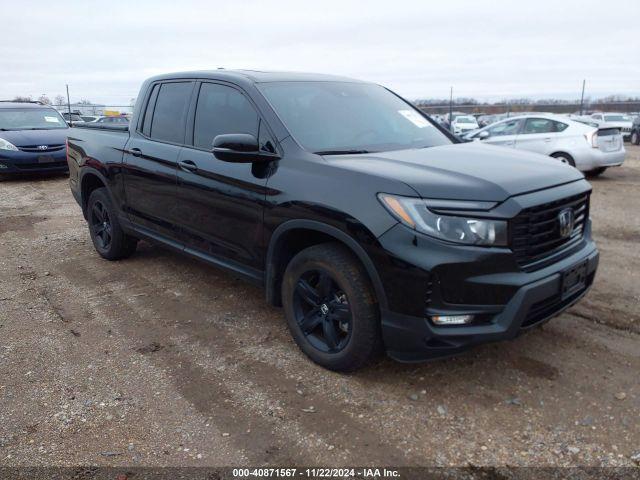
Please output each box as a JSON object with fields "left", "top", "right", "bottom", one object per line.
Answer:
{"left": 122, "top": 80, "right": 195, "bottom": 239}
{"left": 174, "top": 81, "right": 278, "bottom": 273}
{"left": 514, "top": 118, "right": 563, "bottom": 154}
{"left": 482, "top": 118, "right": 523, "bottom": 148}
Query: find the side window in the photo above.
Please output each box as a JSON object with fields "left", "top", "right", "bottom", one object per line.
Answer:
{"left": 193, "top": 83, "right": 259, "bottom": 150}
{"left": 150, "top": 82, "right": 193, "bottom": 144}
{"left": 488, "top": 119, "right": 521, "bottom": 137}
{"left": 523, "top": 118, "right": 555, "bottom": 134}
{"left": 592, "top": 114, "right": 602, "bottom": 120}
{"left": 141, "top": 84, "right": 159, "bottom": 136}
{"left": 258, "top": 119, "right": 277, "bottom": 154}
{"left": 554, "top": 121, "right": 568, "bottom": 132}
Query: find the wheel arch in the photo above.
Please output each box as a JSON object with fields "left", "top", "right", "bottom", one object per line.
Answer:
{"left": 265, "top": 220, "right": 388, "bottom": 311}
{"left": 550, "top": 151, "right": 576, "bottom": 166}
{"left": 79, "top": 168, "right": 111, "bottom": 219}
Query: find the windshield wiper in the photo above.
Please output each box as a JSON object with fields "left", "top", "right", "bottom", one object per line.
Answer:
{"left": 313, "top": 149, "right": 372, "bottom": 155}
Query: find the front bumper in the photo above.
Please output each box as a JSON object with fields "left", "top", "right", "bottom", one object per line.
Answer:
{"left": 370, "top": 180, "right": 599, "bottom": 362}
{"left": 0, "top": 149, "right": 68, "bottom": 174}
{"left": 381, "top": 244, "right": 598, "bottom": 362}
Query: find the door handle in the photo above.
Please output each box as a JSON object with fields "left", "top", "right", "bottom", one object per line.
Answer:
{"left": 544, "top": 138, "right": 552, "bottom": 142}
{"left": 179, "top": 159, "right": 198, "bottom": 172}
{"left": 129, "top": 148, "right": 142, "bottom": 157}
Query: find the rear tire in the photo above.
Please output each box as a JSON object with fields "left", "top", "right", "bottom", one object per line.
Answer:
{"left": 585, "top": 167, "right": 607, "bottom": 178}
{"left": 282, "top": 243, "right": 383, "bottom": 372}
{"left": 87, "top": 188, "right": 137, "bottom": 260}
{"left": 550, "top": 152, "right": 576, "bottom": 167}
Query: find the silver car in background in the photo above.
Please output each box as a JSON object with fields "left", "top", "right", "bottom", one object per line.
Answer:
{"left": 590, "top": 113, "right": 633, "bottom": 141}
{"left": 463, "top": 114, "right": 625, "bottom": 176}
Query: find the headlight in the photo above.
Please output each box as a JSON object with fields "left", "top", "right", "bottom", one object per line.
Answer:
{"left": 0, "top": 138, "right": 19, "bottom": 151}
{"left": 378, "top": 193, "right": 508, "bottom": 246}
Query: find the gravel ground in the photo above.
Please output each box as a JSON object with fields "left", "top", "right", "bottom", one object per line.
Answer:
{"left": 0, "top": 146, "right": 638, "bottom": 468}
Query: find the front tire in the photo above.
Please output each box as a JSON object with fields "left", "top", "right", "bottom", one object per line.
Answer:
{"left": 87, "top": 188, "right": 137, "bottom": 260}
{"left": 282, "top": 243, "right": 383, "bottom": 372}
{"left": 631, "top": 131, "right": 639, "bottom": 145}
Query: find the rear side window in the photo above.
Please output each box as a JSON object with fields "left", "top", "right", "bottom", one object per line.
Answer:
{"left": 193, "top": 83, "right": 259, "bottom": 149}
{"left": 150, "top": 82, "right": 193, "bottom": 144}
{"left": 141, "top": 84, "right": 159, "bottom": 136}
{"left": 554, "top": 121, "right": 568, "bottom": 132}
{"left": 523, "top": 118, "right": 555, "bottom": 134}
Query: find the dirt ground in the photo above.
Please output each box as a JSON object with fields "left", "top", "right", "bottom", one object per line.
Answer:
{"left": 0, "top": 146, "right": 638, "bottom": 469}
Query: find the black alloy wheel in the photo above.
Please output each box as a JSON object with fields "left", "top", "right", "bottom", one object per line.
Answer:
{"left": 86, "top": 187, "right": 137, "bottom": 260}
{"left": 293, "top": 269, "right": 352, "bottom": 353}
{"left": 90, "top": 200, "right": 112, "bottom": 250}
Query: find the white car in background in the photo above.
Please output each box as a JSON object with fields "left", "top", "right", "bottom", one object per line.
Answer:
{"left": 463, "top": 114, "right": 625, "bottom": 176}
{"left": 450, "top": 115, "right": 479, "bottom": 135}
{"left": 590, "top": 113, "right": 633, "bottom": 141}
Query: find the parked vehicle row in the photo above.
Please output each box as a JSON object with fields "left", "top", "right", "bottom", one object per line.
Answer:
{"left": 462, "top": 114, "right": 625, "bottom": 176}
{"left": 66, "top": 70, "right": 599, "bottom": 371}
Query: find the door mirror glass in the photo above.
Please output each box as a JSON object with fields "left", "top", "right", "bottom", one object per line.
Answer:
{"left": 476, "top": 131, "right": 490, "bottom": 140}
{"left": 212, "top": 133, "right": 278, "bottom": 163}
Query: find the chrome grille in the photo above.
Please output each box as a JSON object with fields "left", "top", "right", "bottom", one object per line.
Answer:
{"left": 18, "top": 144, "right": 64, "bottom": 152}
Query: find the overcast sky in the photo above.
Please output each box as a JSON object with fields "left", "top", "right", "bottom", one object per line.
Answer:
{"left": 2, "top": 0, "right": 638, "bottom": 105}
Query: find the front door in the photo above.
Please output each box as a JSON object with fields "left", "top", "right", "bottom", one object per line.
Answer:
{"left": 482, "top": 118, "right": 523, "bottom": 148}
{"left": 174, "top": 81, "right": 278, "bottom": 272}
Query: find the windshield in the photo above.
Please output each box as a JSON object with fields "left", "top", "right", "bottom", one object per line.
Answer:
{"left": 456, "top": 116, "right": 476, "bottom": 124}
{"left": 259, "top": 81, "right": 451, "bottom": 153}
{"left": 604, "top": 114, "right": 629, "bottom": 122}
{"left": 0, "top": 108, "right": 67, "bottom": 130}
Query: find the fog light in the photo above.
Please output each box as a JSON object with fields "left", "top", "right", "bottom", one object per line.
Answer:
{"left": 431, "top": 314, "right": 474, "bottom": 325}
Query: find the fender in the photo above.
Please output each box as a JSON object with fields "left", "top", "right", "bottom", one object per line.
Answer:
{"left": 78, "top": 166, "right": 120, "bottom": 219}
{"left": 265, "top": 219, "right": 389, "bottom": 310}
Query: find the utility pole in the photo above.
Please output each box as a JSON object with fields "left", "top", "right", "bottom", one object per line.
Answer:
{"left": 66, "top": 84, "right": 72, "bottom": 126}
{"left": 579, "top": 79, "right": 586, "bottom": 116}
{"left": 449, "top": 86, "right": 453, "bottom": 132}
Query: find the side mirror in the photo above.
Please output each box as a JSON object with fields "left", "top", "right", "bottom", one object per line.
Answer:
{"left": 212, "top": 133, "right": 279, "bottom": 163}
{"left": 476, "top": 131, "right": 490, "bottom": 140}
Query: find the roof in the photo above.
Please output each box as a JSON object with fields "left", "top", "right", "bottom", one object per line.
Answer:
{"left": 0, "top": 101, "right": 55, "bottom": 109}
{"left": 144, "top": 69, "right": 366, "bottom": 86}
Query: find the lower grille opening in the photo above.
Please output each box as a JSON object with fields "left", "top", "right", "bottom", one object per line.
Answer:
{"left": 522, "top": 272, "right": 595, "bottom": 328}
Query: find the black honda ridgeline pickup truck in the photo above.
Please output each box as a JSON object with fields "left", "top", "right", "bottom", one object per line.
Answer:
{"left": 66, "top": 71, "right": 598, "bottom": 371}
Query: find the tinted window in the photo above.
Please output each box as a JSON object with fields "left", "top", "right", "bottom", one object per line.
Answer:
{"left": 141, "top": 84, "right": 159, "bottom": 136}
{"left": 487, "top": 119, "right": 521, "bottom": 137}
{"left": 193, "top": 83, "right": 259, "bottom": 149}
{"left": 150, "top": 82, "right": 193, "bottom": 143}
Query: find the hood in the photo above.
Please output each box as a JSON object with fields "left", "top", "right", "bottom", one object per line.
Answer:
{"left": 323, "top": 143, "right": 584, "bottom": 202}
{"left": 0, "top": 128, "right": 69, "bottom": 147}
